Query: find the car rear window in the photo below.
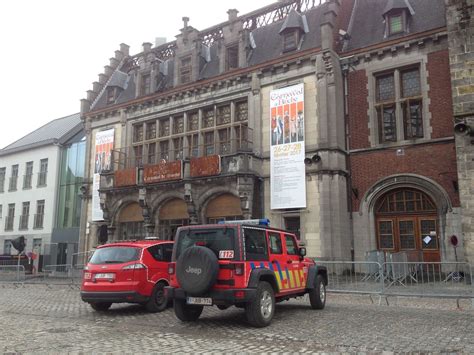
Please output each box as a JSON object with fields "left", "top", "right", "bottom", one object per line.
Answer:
{"left": 89, "top": 246, "right": 140, "bottom": 264}
{"left": 175, "top": 228, "right": 236, "bottom": 260}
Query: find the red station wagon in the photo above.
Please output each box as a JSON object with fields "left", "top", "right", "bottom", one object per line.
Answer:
{"left": 81, "top": 239, "right": 173, "bottom": 312}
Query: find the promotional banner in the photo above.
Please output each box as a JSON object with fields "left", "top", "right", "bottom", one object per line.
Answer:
{"left": 270, "top": 83, "right": 306, "bottom": 209}
{"left": 92, "top": 128, "right": 115, "bottom": 221}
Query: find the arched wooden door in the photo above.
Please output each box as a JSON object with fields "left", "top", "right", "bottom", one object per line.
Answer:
{"left": 375, "top": 189, "right": 440, "bottom": 262}
{"left": 158, "top": 198, "right": 189, "bottom": 240}
{"left": 205, "top": 194, "right": 243, "bottom": 224}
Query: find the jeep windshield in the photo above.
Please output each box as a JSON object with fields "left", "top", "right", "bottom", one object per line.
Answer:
{"left": 89, "top": 246, "right": 140, "bottom": 264}
{"left": 175, "top": 228, "right": 236, "bottom": 260}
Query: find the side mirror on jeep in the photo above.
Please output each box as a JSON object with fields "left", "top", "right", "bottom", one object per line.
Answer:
{"left": 299, "top": 247, "right": 306, "bottom": 257}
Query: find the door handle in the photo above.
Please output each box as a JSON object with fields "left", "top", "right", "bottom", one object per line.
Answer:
{"left": 287, "top": 260, "right": 293, "bottom": 264}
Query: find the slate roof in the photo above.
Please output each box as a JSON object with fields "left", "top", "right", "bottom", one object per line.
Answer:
{"left": 0, "top": 113, "right": 82, "bottom": 155}
{"left": 91, "top": 0, "right": 447, "bottom": 110}
{"left": 343, "top": 0, "right": 445, "bottom": 52}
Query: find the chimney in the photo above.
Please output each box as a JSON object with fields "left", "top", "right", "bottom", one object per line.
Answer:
{"left": 120, "top": 43, "right": 130, "bottom": 56}
{"left": 182, "top": 17, "right": 190, "bottom": 30}
{"left": 115, "top": 50, "right": 124, "bottom": 61}
{"left": 104, "top": 65, "right": 114, "bottom": 76}
{"left": 142, "top": 42, "right": 152, "bottom": 52}
{"left": 92, "top": 81, "right": 102, "bottom": 93}
{"left": 98, "top": 73, "right": 108, "bottom": 84}
{"left": 86, "top": 90, "right": 96, "bottom": 102}
{"left": 80, "top": 98, "right": 91, "bottom": 115}
{"left": 109, "top": 57, "right": 120, "bottom": 68}
{"left": 227, "top": 9, "right": 239, "bottom": 21}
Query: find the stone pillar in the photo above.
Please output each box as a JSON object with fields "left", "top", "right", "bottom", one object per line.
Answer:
{"left": 445, "top": 0, "right": 474, "bottom": 263}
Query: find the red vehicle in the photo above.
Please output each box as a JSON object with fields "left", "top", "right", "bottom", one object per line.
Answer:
{"left": 165, "top": 220, "right": 327, "bottom": 327}
{"left": 81, "top": 239, "right": 173, "bottom": 312}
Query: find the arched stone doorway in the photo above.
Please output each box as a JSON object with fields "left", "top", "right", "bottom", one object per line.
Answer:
{"left": 117, "top": 202, "right": 144, "bottom": 240}
{"left": 205, "top": 193, "right": 243, "bottom": 223}
{"left": 375, "top": 188, "right": 440, "bottom": 262}
{"left": 157, "top": 198, "right": 189, "bottom": 240}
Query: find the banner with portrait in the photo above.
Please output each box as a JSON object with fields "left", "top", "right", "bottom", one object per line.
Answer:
{"left": 92, "top": 128, "right": 115, "bottom": 221}
{"left": 270, "top": 83, "right": 306, "bottom": 209}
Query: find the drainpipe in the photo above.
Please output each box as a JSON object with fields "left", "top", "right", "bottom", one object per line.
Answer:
{"left": 342, "top": 62, "right": 355, "bottom": 263}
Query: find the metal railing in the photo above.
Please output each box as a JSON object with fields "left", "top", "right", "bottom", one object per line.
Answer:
{"left": 0, "top": 265, "right": 25, "bottom": 282}
{"left": 315, "top": 260, "right": 473, "bottom": 304}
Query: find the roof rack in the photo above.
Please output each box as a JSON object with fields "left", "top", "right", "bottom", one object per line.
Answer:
{"left": 218, "top": 218, "right": 270, "bottom": 226}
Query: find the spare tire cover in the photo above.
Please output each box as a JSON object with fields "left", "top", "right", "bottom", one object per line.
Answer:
{"left": 176, "top": 246, "right": 219, "bottom": 295}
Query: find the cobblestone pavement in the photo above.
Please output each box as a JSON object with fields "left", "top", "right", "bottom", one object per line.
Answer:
{"left": 0, "top": 284, "right": 472, "bottom": 353}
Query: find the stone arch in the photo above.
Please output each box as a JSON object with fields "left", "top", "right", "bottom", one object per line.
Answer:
{"left": 360, "top": 174, "right": 452, "bottom": 216}
{"left": 197, "top": 186, "right": 241, "bottom": 223}
{"left": 149, "top": 190, "right": 186, "bottom": 226}
{"left": 355, "top": 174, "right": 453, "bottom": 261}
{"left": 108, "top": 194, "right": 141, "bottom": 227}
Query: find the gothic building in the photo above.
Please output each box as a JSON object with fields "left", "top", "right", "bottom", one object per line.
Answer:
{"left": 79, "top": 0, "right": 468, "bottom": 263}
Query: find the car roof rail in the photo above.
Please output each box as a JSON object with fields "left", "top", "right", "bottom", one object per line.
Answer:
{"left": 218, "top": 218, "right": 270, "bottom": 226}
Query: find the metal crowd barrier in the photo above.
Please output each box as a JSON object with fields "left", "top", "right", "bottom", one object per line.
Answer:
{"left": 0, "top": 265, "right": 26, "bottom": 282}
{"left": 314, "top": 259, "right": 473, "bottom": 306}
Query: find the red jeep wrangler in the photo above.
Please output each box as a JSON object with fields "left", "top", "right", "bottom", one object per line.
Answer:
{"left": 165, "top": 220, "right": 327, "bottom": 327}
{"left": 81, "top": 239, "right": 173, "bottom": 312}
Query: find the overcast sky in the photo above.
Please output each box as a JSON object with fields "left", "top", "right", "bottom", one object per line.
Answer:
{"left": 0, "top": 0, "right": 275, "bottom": 149}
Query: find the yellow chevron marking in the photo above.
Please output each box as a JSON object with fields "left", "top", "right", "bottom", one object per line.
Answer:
{"left": 293, "top": 270, "right": 301, "bottom": 287}
{"left": 274, "top": 271, "right": 283, "bottom": 290}
{"left": 300, "top": 269, "right": 305, "bottom": 286}
{"left": 288, "top": 269, "right": 295, "bottom": 288}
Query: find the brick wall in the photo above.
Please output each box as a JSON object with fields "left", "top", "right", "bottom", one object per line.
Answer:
{"left": 348, "top": 69, "right": 370, "bottom": 150}
{"left": 427, "top": 50, "right": 455, "bottom": 138}
{"left": 350, "top": 142, "right": 460, "bottom": 211}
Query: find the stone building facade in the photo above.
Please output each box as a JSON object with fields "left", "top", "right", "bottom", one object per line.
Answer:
{"left": 446, "top": 0, "right": 474, "bottom": 263}
{"left": 79, "top": 0, "right": 469, "bottom": 263}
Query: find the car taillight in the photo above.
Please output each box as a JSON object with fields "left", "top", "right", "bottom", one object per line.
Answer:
{"left": 122, "top": 263, "right": 146, "bottom": 270}
{"left": 168, "top": 263, "right": 175, "bottom": 275}
{"left": 234, "top": 263, "right": 244, "bottom": 276}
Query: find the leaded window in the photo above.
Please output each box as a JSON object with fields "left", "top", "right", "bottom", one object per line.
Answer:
{"left": 188, "top": 112, "right": 199, "bottom": 131}
{"left": 173, "top": 116, "right": 184, "bottom": 134}
{"left": 204, "top": 131, "right": 215, "bottom": 156}
{"left": 216, "top": 105, "right": 231, "bottom": 125}
{"left": 159, "top": 118, "right": 170, "bottom": 137}
{"left": 133, "top": 124, "right": 144, "bottom": 142}
{"left": 159, "top": 140, "right": 169, "bottom": 161}
{"left": 375, "top": 66, "right": 423, "bottom": 143}
{"left": 146, "top": 121, "right": 156, "bottom": 140}
{"left": 180, "top": 56, "right": 192, "bottom": 84}
{"left": 203, "top": 108, "right": 214, "bottom": 128}
{"left": 235, "top": 101, "right": 248, "bottom": 122}
{"left": 226, "top": 45, "right": 239, "bottom": 70}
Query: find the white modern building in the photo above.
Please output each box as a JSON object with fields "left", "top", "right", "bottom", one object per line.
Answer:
{"left": 0, "top": 113, "right": 83, "bottom": 266}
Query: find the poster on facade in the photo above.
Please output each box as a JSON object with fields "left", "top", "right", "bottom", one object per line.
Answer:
{"left": 92, "top": 128, "right": 115, "bottom": 221}
{"left": 270, "top": 83, "right": 306, "bottom": 209}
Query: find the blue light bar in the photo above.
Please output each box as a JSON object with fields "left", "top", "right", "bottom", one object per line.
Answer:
{"left": 218, "top": 219, "right": 270, "bottom": 226}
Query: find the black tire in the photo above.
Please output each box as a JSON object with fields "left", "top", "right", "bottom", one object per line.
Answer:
{"left": 90, "top": 302, "right": 112, "bottom": 312}
{"left": 309, "top": 274, "right": 326, "bottom": 310}
{"left": 174, "top": 298, "right": 203, "bottom": 322}
{"left": 146, "top": 281, "right": 168, "bottom": 313}
{"left": 176, "top": 246, "right": 219, "bottom": 295}
{"left": 245, "top": 281, "right": 275, "bottom": 327}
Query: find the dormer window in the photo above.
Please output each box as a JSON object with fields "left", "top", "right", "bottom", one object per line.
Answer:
{"left": 388, "top": 12, "right": 404, "bottom": 35}
{"left": 382, "top": 0, "right": 414, "bottom": 37}
{"left": 106, "top": 87, "right": 116, "bottom": 105}
{"left": 140, "top": 73, "right": 151, "bottom": 95}
{"left": 180, "top": 56, "right": 192, "bottom": 84}
{"left": 283, "top": 30, "right": 299, "bottom": 52}
{"left": 226, "top": 44, "right": 239, "bottom": 70}
{"left": 279, "top": 10, "right": 307, "bottom": 53}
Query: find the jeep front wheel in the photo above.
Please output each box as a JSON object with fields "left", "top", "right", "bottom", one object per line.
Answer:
{"left": 245, "top": 281, "right": 275, "bottom": 327}
{"left": 174, "top": 299, "right": 203, "bottom": 322}
{"left": 309, "top": 274, "right": 326, "bottom": 309}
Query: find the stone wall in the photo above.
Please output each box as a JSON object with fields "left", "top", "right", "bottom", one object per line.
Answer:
{"left": 446, "top": 0, "right": 474, "bottom": 263}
